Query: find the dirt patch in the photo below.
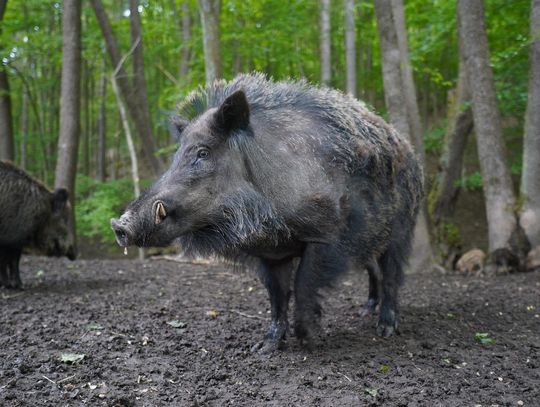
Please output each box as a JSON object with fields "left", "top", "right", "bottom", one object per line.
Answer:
{"left": 1, "top": 256, "right": 539, "bottom": 406}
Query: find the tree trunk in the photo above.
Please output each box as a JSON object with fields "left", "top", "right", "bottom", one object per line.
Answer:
{"left": 520, "top": 0, "right": 540, "bottom": 247}
{"left": 20, "top": 87, "right": 28, "bottom": 170}
{"left": 0, "top": 0, "right": 14, "bottom": 162}
{"left": 97, "top": 59, "right": 107, "bottom": 182}
{"left": 198, "top": 0, "right": 222, "bottom": 83}
{"left": 344, "top": 0, "right": 356, "bottom": 96}
{"left": 374, "top": 0, "right": 433, "bottom": 272}
{"left": 458, "top": 0, "right": 517, "bottom": 252}
{"left": 90, "top": 0, "right": 163, "bottom": 176}
{"left": 129, "top": 0, "right": 154, "bottom": 157}
{"left": 432, "top": 45, "right": 473, "bottom": 224}
{"left": 391, "top": 0, "right": 425, "bottom": 165}
{"left": 55, "top": 0, "right": 81, "bottom": 198}
{"left": 180, "top": 0, "right": 191, "bottom": 78}
{"left": 319, "top": 0, "right": 331, "bottom": 85}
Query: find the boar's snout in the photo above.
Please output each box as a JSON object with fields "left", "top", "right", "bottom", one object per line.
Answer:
{"left": 111, "top": 218, "right": 131, "bottom": 247}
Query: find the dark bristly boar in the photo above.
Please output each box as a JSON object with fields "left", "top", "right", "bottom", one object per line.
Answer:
{"left": 111, "top": 73, "right": 423, "bottom": 352}
{"left": 0, "top": 161, "right": 77, "bottom": 288}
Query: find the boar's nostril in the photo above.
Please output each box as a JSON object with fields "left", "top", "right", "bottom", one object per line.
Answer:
{"left": 154, "top": 201, "right": 167, "bottom": 225}
{"left": 111, "top": 218, "right": 129, "bottom": 246}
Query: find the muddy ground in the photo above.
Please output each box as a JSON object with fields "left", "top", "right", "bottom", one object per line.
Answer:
{"left": 0, "top": 256, "right": 539, "bottom": 406}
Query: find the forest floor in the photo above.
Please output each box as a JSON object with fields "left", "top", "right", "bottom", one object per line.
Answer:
{"left": 0, "top": 256, "right": 539, "bottom": 406}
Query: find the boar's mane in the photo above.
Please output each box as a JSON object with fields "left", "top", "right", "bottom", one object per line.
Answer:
{"left": 177, "top": 187, "right": 290, "bottom": 258}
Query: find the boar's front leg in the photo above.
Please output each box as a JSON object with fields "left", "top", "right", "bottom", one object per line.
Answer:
{"left": 251, "top": 258, "right": 294, "bottom": 354}
{"left": 0, "top": 249, "right": 8, "bottom": 287}
{"left": 359, "top": 260, "right": 381, "bottom": 317}
{"left": 7, "top": 248, "right": 23, "bottom": 289}
{"left": 294, "top": 243, "right": 347, "bottom": 350}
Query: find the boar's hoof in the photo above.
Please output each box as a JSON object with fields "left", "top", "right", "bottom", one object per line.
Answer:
{"left": 294, "top": 323, "right": 317, "bottom": 352}
{"left": 376, "top": 322, "right": 396, "bottom": 338}
{"left": 251, "top": 321, "right": 287, "bottom": 354}
{"left": 250, "top": 337, "right": 285, "bottom": 355}
{"left": 359, "top": 298, "right": 379, "bottom": 318}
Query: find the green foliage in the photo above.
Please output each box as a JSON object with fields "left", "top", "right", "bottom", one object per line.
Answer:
{"left": 423, "top": 121, "right": 446, "bottom": 154}
{"left": 455, "top": 172, "right": 483, "bottom": 191}
{"left": 75, "top": 176, "right": 151, "bottom": 243}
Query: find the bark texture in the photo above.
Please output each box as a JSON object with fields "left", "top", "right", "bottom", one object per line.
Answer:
{"left": 521, "top": 0, "right": 540, "bottom": 246}
{"left": 91, "top": 0, "right": 163, "bottom": 176}
{"left": 180, "top": 0, "right": 191, "bottom": 78}
{"left": 432, "top": 47, "right": 473, "bottom": 223}
{"left": 198, "top": 0, "right": 222, "bottom": 83}
{"left": 458, "top": 0, "right": 517, "bottom": 251}
{"left": 0, "top": 0, "right": 14, "bottom": 161}
{"left": 319, "top": 0, "right": 331, "bottom": 85}
{"left": 55, "top": 0, "right": 81, "bottom": 197}
{"left": 391, "top": 0, "right": 425, "bottom": 164}
{"left": 344, "top": 0, "right": 356, "bottom": 96}
{"left": 374, "top": 0, "right": 433, "bottom": 272}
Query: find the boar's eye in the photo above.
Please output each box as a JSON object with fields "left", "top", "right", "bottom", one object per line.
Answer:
{"left": 196, "top": 148, "right": 210, "bottom": 160}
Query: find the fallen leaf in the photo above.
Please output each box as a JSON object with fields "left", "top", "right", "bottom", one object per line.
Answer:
{"left": 166, "top": 320, "right": 187, "bottom": 328}
{"left": 59, "top": 353, "right": 85, "bottom": 364}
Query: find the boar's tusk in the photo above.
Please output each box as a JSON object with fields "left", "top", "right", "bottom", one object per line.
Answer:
{"left": 154, "top": 201, "right": 167, "bottom": 225}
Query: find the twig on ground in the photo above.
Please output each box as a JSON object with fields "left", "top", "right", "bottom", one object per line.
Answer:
{"left": 42, "top": 375, "right": 56, "bottom": 385}
{"left": 228, "top": 309, "right": 267, "bottom": 321}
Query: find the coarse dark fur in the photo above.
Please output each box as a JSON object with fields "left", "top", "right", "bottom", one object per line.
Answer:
{"left": 0, "top": 161, "right": 76, "bottom": 288}
{"left": 111, "top": 73, "right": 423, "bottom": 352}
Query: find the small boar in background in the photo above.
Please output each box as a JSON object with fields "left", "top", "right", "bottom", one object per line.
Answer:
{"left": 0, "top": 161, "right": 77, "bottom": 288}
{"left": 111, "top": 73, "right": 423, "bottom": 352}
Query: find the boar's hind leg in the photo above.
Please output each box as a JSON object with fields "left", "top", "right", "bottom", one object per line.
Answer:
{"left": 360, "top": 260, "right": 381, "bottom": 317}
{"left": 376, "top": 241, "right": 406, "bottom": 338}
{"left": 294, "top": 243, "right": 348, "bottom": 349}
{"left": 251, "top": 258, "right": 294, "bottom": 354}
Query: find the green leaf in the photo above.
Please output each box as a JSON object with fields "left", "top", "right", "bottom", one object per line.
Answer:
{"left": 474, "top": 332, "right": 495, "bottom": 345}
{"left": 59, "top": 353, "right": 85, "bottom": 364}
{"left": 365, "top": 388, "right": 378, "bottom": 397}
{"left": 166, "top": 320, "right": 187, "bottom": 328}
{"left": 378, "top": 364, "right": 390, "bottom": 373}
{"left": 85, "top": 322, "right": 103, "bottom": 330}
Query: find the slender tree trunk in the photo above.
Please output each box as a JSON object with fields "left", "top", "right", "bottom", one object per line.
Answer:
{"left": 391, "top": 0, "right": 425, "bottom": 165}
{"left": 180, "top": 0, "right": 191, "bottom": 78}
{"left": 20, "top": 87, "right": 28, "bottom": 169}
{"left": 432, "top": 44, "right": 473, "bottom": 224}
{"left": 521, "top": 0, "right": 540, "bottom": 247}
{"left": 129, "top": 0, "right": 154, "bottom": 152}
{"left": 458, "top": 0, "right": 517, "bottom": 252}
{"left": 55, "top": 0, "right": 81, "bottom": 254}
{"left": 0, "top": 0, "right": 14, "bottom": 161}
{"left": 97, "top": 59, "right": 107, "bottom": 182}
{"left": 111, "top": 67, "right": 144, "bottom": 261}
{"left": 0, "top": 69, "right": 13, "bottom": 161}
{"left": 55, "top": 0, "right": 81, "bottom": 198}
{"left": 344, "top": 0, "right": 356, "bottom": 96}
{"left": 319, "top": 0, "right": 331, "bottom": 85}
{"left": 374, "top": 0, "right": 433, "bottom": 272}
{"left": 198, "top": 0, "right": 222, "bottom": 83}
{"left": 90, "top": 0, "right": 163, "bottom": 176}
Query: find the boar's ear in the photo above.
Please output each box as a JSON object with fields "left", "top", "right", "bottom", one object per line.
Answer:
{"left": 215, "top": 90, "right": 250, "bottom": 133}
{"left": 169, "top": 116, "right": 189, "bottom": 142}
{"left": 51, "top": 188, "right": 69, "bottom": 213}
